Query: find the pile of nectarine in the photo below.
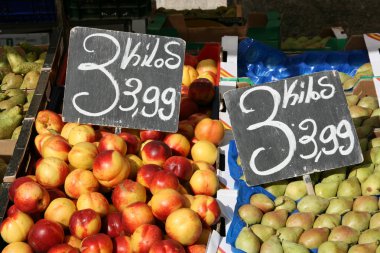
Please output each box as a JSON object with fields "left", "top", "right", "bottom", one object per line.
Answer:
{"left": 1, "top": 95, "right": 225, "bottom": 252}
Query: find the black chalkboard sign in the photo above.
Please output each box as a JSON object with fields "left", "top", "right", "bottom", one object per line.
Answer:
{"left": 62, "top": 27, "right": 185, "bottom": 132}
{"left": 224, "top": 71, "right": 363, "bottom": 186}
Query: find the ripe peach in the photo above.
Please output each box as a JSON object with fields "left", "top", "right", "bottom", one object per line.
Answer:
{"left": 151, "top": 189, "right": 186, "bottom": 221}
{"left": 93, "top": 150, "right": 131, "bottom": 188}
{"left": 187, "top": 244, "right": 206, "bottom": 253}
{"left": 14, "top": 181, "right": 50, "bottom": 214}
{"left": 98, "top": 134, "right": 127, "bottom": 155}
{"left": 149, "top": 239, "right": 186, "bottom": 253}
{"left": 189, "top": 169, "right": 218, "bottom": 196}
{"left": 119, "top": 132, "right": 141, "bottom": 155}
{"left": 131, "top": 224, "right": 163, "bottom": 253}
{"left": 61, "top": 122, "right": 80, "bottom": 140}
{"left": 140, "top": 130, "right": 166, "bottom": 142}
{"left": 47, "top": 187, "right": 67, "bottom": 200}
{"left": 8, "top": 176, "right": 34, "bottom": 202}
{"left": 41, "top": 135, "right": 71, "bottom": 161}
{"left": 179, "top": 97, "right": 199, "bottom": 120}
{"left": 68, "top": 125, "right": 96, "bottom": 146}
{"left": 178, "top": 120, "right": 194, "bottom": 140}
{"left": 36, "top": 110, "right": 64, "bottom": 135}
{"left": 191, "top": 140, "right": 218, "bottom": 164}
{"left": 188, "top": 78, "right": 215, "bottom": 106}
{"left": 64, "top": 169, "right": 99, "bottom": 199}
{"left": 69, "top": 209, "right": 101, "bottom": 239}
{"left": 137, "top": 164, "right": 162, "bottom": 188}
{"left": 68, "top": 142, "right": 98, "bottom": 170}
{"left": 187, "top": 113, "right": 210, "bottom": 127}
{"left": 103, "top": 212, "right": 125, "bottom": 238}
{"left": 183, "top": 194, "right": 195, "bottom": 208}
{"left": 36, "top": 157, "right": 70, "bottom": 188}
{"left": 112, "top": 179, "right": 146, "bottom": 211}
{"left": 2, "top": 242, "right": 34, "bottom": 253}
{"left": 193, "top": 161, "right": 216, "bottom": 172}
{"left": 34, "top": 133, "right": 54, "bottom": 155}
{"left": 45, "top": 197, "right": 77, "bottom": 228}
{"left": 0, "top": 210, "right": 34, "bottom": 243}
{"left": 126, "top": 154, "right": 143, "bottom": 180}
{"left": 165, "top": 208, "right": 202, "bottom": 246}
{"left": 182, "top": 65, "right": 199, "bottom": 86}
{"left": 150, "top": 170, "right": 180, "bottom": 195}
{"left": 64, "top": 235, "right": 82, "bottom": 249}
{"left": 196, "top": 59, "right": 217, "bottom": 75}
{"left": 113, "top": 235, "right": 132, "bottom": 253}
{"left": 77, "top": 192, "right": 110, "bottom": 217}
{"left": 80, "top": 233, "right": 113, "bottom": 253}
{"left": 47, "top": 244, "right": 79, "bottom": 253}
{"left": 27, "top": 219, "right": 65, "bottom": 252}
{"left": 163, "top": 156, "right": 194, "bottom": 181}
{"left": 122, "top": 202, "right": 155, "bottom": 235}
{"left": 163, "top": 133, "right": 191, "bottom": 157}
{"left": 198, "top": 71, "right": 216, "bottom": 85}
{"left": 141, "top": 141, "right": 172, "bottom": 167}
{"left": 194, "top": 118, "right": 224, "bottom": 145}
{"left": 191, "top": 195, "right": 221, "bottom": 226}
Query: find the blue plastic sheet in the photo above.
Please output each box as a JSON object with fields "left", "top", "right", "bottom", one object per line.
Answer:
{"left": 238, "top": 38, "right": 370, "bottom": 84}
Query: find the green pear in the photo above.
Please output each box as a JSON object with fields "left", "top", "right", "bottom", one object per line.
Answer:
{"left": 298, "top": 227, "right": 330, "bottom": 249}
{"left": 297, "top": 195, "right": 330, "bottom": 215}
{"left": 356, "top": 63, "right": 373, "bottom": 75}
{"left": 344, "top": 78, "right": 358, "bottom": 92}
{"left": 263, "top": 180, "right": 288, "bottom": 197}
{"left": 282, "top": 240, "right": 309, "bottom": 253}
{"left": 326, "top": 197, "right": 353, "bottom": 215}
{"left": 342, "top": 74, "right": 354, "bottom": 86}
{"left": 318, "top": 241, "right": 348, "bottom": 253}
{"left": 337, "top": 177, "right": 362, "bottom": 198}
{"left": 358, "top": 96, "right": 379, "bottom": 111}
{"left": 315, "top": 181, "right": 339, "bottom": 198}
{"left": 20, "top": 70, "right": 40, "bottom": 89}
{"left": 260, "top": 235, "right": 283, "bottom": 253}
{"left": 370, "top": 213, "right": 380, "bottom": 229}
{"left": 370, "top": 137, "right": 380, "bottom": 148}
{"left": 276, "top": 227, "right": 304, "bottom": 242}
{"left": 1, "top": 72, "right": 23, "bottom": 90}
{"left": 348, "top": 163, "right": 374, "bottom": 183}
{"left": 362, "top": 172, "right": 380, "bottom": 196}
{"left": 260, "top": 209, "right": 288, "bottom": 229}
{"left": 321, "top": 167, "right": 347, "bottom": 183}
{"left": 313, "top": 213, "right": 341, "bottom": 229}
{"left": 356, "top": 125, "right": 374, "bottom": 138}
{"left": 364, "top": 148, "right": 380, "bottom": 164}
{"left": 360, "top": 138, "right": 369, "bottom": 153}
{"left": 274, "top": 196, "right": 296, "bottom": 213}
{"left": 342, "top": 211, "right": 371, "bottom": 231}
{"left": 363, "top": 117, "right": 380, "bottom": 128}
{"left": 250, "top": 224, "right": 276, "bottom": 242}
{"left": 372, "top": 108, "right": 380, "bottom": 117}
{"left": 250, "top": 193, "right": 275, "bottom": 213}
{"left": 350, "top": 105, "right": 371, "bottom": 126}
{"left": 284, "top": 180, "right": 307, "bottom": 200}
{"left": 359, "top": 229, "right": 380, "bottom": 244}
{"left": 353, "top": 196, "right": 378, "bottom": 213}
{"left": 235, "top": 227, "right": 261, "bottom": 253}
{"left": 348, "top": 242, "right": 378, "bottom": 253}
{"left": 377, "top": 245, "right": 380, "bottom": 253}
{"left": 286, "top": 212, "right": 315, "bottom": 230}
{"left": 346, "top": 94, "right": 359, "bottom": 106}
{"left": 238, "top": 204, "right": 263, "bottom": 225}
{"left": 329, "top": 225, "right": 360, "bottom": 244}
{"left": 375, "top": 164, "right": 380, "bottom": 173}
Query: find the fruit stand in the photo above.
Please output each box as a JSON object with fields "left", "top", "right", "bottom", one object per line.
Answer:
{"left": 2, "top": 1, "right": 380, "bottom": 253}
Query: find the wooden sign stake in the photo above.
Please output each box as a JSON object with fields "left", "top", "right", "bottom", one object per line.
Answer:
{"left": 303, "top": 174, "right": 315, "bottom": 195}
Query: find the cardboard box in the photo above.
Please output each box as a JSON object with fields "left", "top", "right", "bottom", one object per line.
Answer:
{"left": 148, "top": 9, "right": 280, "bottom": 43}
{"left": 156, "top": 0, "right": 227, "bottom": 10}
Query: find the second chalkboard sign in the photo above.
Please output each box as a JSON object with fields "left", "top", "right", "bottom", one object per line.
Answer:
{"left": 62, "top": 27, "right": 186, "bottom": 132}
{"left": 224, "top": 71, "right": 363, "bottom": 186}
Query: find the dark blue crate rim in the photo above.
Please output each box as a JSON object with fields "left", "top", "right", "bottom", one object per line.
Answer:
{"left": 0, "top": 0, "right": 56, "bottom": 23}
